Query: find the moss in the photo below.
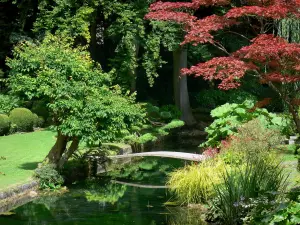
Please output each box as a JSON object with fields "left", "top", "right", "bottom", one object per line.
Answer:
{"left": 9, "top": 108, "right": 35, "bottom": 132}
{"left": 0, "top": 114, "right": 10, "bottom": 135}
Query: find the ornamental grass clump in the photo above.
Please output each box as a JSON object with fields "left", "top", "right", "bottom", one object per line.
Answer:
{"left": 167, "top": 157, "right": 227, "bottom": 204}
{"left": 209, "top": 119, "right": 289, "bottom": 224}
{"left": 211, "top": 157, "right": 288, "bottom": 225}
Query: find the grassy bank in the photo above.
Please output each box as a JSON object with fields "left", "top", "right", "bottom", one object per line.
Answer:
{"left": 0, "top": 130, "right": 55, "bottom": 191}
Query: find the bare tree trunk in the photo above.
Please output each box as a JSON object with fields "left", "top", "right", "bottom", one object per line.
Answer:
{"left": 44, "top": 131, "right": 68, "bottom": 166}
{"left": 287, "top": 102, "right": 300, "bottom": 134}
{"left": 268, "top": 81, "right": 300, "bottom": 134}
{"left": 90, "top": 20, "right": 97, "bottom": 60}
{"left": 173, "top": 47, "right": 196, "bottom": 126}
{"left": 129, "top": 39, "right": 140, "bottom": 94}
{"left": 58, "top": 137, "right": 80, "bottom": 169}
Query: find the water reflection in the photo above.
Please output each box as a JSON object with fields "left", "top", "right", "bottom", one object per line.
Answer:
{"left": 0, "top": 181, "right": 207, "bottom": 225}
{"left": 167, "top": 207, "right": 208, "bottom": 225}
{"left": 84, "top": 183, "right": 127, "bottom": 204}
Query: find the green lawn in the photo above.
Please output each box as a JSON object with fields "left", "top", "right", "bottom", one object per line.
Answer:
{"left": 0, "top": 130, "right": 56, "bottom": 191}
{"left": 279, "top": 144, "right": 300, "bottom": 188}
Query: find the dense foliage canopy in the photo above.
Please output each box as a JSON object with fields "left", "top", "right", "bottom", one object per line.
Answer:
{"left": 7, "top": 35, "right": 145, "bottom": 167}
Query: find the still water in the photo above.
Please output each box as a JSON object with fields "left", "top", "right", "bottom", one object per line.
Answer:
{"left": 0, "top": 154, "right": 206, "bottom": 225}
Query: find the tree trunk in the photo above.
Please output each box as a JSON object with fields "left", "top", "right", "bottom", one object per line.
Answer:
{"left": 58, "top": 137, "right": 80, "bottom": 169}
{"left": 129, "top": 39, "right": 140, "bottom": 94}
{"left": 287, "top": 102, "right": 300, "bottom": 134}
{"left": 44, "top": 132, "right": 68, "bottom": 166}
{"left": 268, "top": 81, "right": 300, "bottom": 134}
{"left": 90, "top": 20, "right": 97, "bottom": 60}
{"left": 173, "top": 47, "right": 196, "bottom": 126}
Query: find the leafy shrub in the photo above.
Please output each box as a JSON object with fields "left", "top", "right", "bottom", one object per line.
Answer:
{"left": 0, "top": 114, "right": 10, "bottom": 135}
{"left": 9, "top": 108, "right": 35, "bottom": 132}
{"left": 277, "top": 112, "right": 296, "bottom": 136}
{"left": 0, "top": 94, "right": 19, "bottom": 114}
{"left": 160, "top": 104, "right": 181, "bottom": 119}
{"left": 195, "top": 89, "right": 257, "bottom": 109}
{"left": 32, "top": 113, "right": 44, "bottom": 128}
{"left": 195, "top": 89, "right": 226, "bottom": 109}
{"left": 125, "top": 103, "right": 184, "bottom": 145}
{"left": 31, "top": 100, "right": 49, "bottom": 121}
{"left": 220, "top": 119, "right": 284, "bottom": 162}
{"left": 247, "top": 200, "right": 300, "bottom": 224}
{"left": 167, "top": 158, "right": 227, "bottom": 204}
{"left": 202, "top": 100, "right": 288, "bottom": 148}
{"left": 34, "top": 164, "right": 64, "bottom": 190}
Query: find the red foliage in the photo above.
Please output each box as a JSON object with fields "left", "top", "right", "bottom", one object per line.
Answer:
{"left": 220, "top": 139, "right": 230, "bottom": 149}
{"left": 145, "top": 0, "right": 300, "bottom": 91}
{"left": 149, "top": 0, "right": 230, "bottom": 11}
{"left": 264, "top": 73, "right": 300, "bottom": 83}
{"left": 182, "top": 57, "right": 253, "bottom": 89}
{"left": 291, "top": 99, "right": 300, "bottom": 106}
{"left": 182, "top": 15, "right": 237, "bottom": 44}
{"left": 234, "top": 34, "right": 300, "bottom": 62}
{"left": 225, "top": 0, "right": 300, "bottom": 19}
{"left": 202, "top": 147, "right": 219, "bottom": 157}
{"left": 232, "top": 34, "right": 300, "bottom": 84}
{"left": 145, "top": 10, "right": 196, "bottom": 23}
{"left": 225, "top": 4, "right": 298, "bottom": 19}
{"left": 149, "top": 1, "right": 196, "bottom": 11}
{"left": 249, "top": 98, "right": 272, "bottom": 112}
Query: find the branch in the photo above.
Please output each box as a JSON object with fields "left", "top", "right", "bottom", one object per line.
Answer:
{"left": 212, "top": 41, "right": 230, "bottom": 55}
{"left": 223, "top": 31, "right": 250, "bottom": 41}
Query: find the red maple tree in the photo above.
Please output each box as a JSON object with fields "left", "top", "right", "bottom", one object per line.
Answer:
{"left": 146, "top": 0, "right": 300, "bottom": 133}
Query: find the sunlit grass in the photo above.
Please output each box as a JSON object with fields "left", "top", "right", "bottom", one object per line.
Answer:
{"left": 277, "top": 144, "right": 300, "bottom": 188}
{"left": 0, "top": 130, "right": 56, "bottom": 191}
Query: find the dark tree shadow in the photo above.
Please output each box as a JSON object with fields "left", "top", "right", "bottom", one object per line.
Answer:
{"left": 19, "top": 162, "right": 40, "bottom": 170}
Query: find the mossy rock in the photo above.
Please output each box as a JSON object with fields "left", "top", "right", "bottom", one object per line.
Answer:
{"left": 0, "top": 114, "right": 10, "bottom": 135}
{"left": 9, "top": 108, "right": 35, "bottom": 132}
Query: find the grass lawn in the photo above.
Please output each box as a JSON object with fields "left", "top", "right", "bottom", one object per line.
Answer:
{"left": 0, "top": 130, "right": 56, "bottom": 191}
{"left": 279, "top": 144, "right": 300, "bottom": 189}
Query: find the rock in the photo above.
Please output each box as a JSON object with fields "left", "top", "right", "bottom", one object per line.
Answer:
{"left": 29, "top": 191, "right": 38, "bottom": 197}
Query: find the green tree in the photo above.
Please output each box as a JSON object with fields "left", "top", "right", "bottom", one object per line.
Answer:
{"left": 33, "top": 0, "right": 195, "bottom": 125}
{"left": 147, "top": 21, "right": 196, "bottom": 125}
{"left": 34, "top": 0, "right": 164, "bottom": 93}
{"left": 6, "top": 35, "right": 145, "bottom": 168}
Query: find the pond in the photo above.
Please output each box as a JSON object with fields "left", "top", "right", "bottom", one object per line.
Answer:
{"left": 0, "top": 147, "right": 207, "bottom": 225}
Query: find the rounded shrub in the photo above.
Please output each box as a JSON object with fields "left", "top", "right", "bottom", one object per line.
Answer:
{"left": 0, "top": 114, "right": 10, "bottom": 135}
{"left": 9, "top": 108, "right": 35, "bottom": 132}
{"left": 33, "top": 113, "right": 44, "bottom": 128}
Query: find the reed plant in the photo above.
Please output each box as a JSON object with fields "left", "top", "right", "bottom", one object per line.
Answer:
{"left": 212, "top": 155, "right": 288, "bottom": 224}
